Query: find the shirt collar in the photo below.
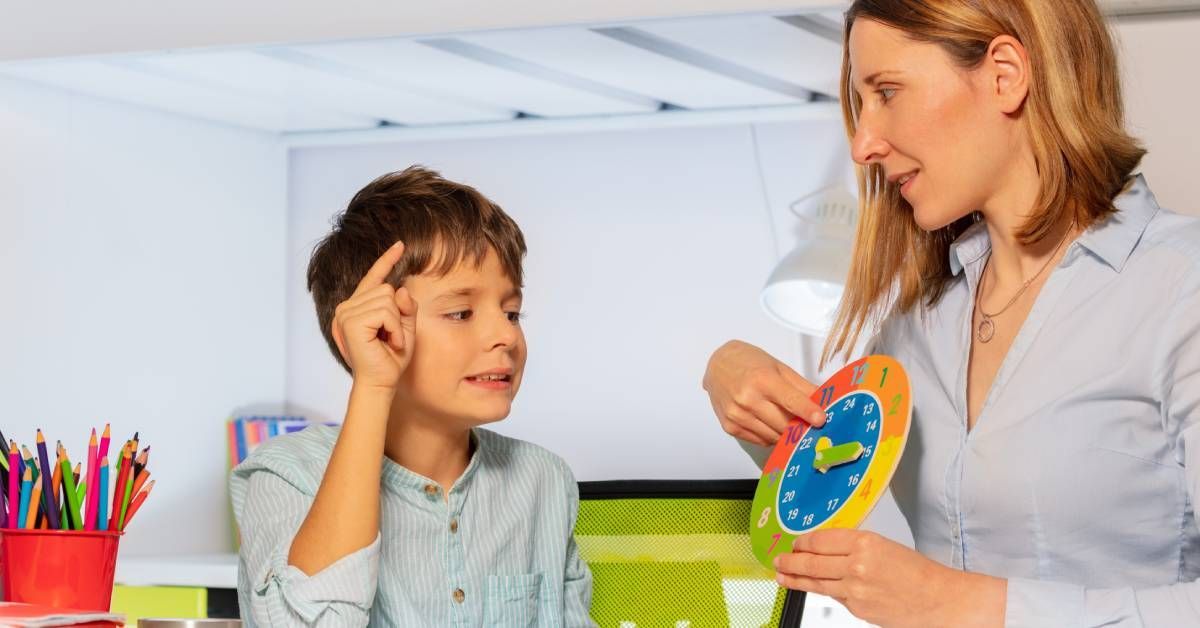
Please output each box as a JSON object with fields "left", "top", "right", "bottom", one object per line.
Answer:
{"left": 1074, "top": 174, "right": 1160, "bottom": 272}
{"left": 381, "top": 428, "right": 483, "bottom": 498}
{"left": 947, "top": 174, "right": 1159, "bottom": 276}
{"left": 948, "top": 219, "right": 991, "bottom": 277}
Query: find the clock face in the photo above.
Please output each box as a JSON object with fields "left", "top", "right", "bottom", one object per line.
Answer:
{"left": 750, "top": 355, "right": 911, "bottom": 569}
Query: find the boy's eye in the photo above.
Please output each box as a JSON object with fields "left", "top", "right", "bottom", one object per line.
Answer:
{"left": 507, "top": 311, "right": 525, "bottom": 324}
{"left": 447, "top": 310, "right": 473, "bottom": 321}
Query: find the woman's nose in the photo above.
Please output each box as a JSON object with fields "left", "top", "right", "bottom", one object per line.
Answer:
{"left": 850, "top": 115, "right": 890, "bottom": 166}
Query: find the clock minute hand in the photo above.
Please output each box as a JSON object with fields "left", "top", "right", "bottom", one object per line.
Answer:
{"left": 812, "top": 437, "right": 865, "bottom": 474}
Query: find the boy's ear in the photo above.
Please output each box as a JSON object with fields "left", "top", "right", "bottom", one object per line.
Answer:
{"left": 331, "top": 321, "right": 351, "bottom": 367}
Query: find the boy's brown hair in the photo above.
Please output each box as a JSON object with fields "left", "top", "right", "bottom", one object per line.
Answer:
{"left": 307, "top": 166, "right": 527, "bottom": 374}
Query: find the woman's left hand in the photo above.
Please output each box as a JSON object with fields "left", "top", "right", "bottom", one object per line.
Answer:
{"left": 774, "top": 528, "right": 1006, "bottom": 628}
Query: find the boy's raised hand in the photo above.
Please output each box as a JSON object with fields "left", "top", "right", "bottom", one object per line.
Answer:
{"left": 332, "top": 241, "right": 417, "bottom": 391}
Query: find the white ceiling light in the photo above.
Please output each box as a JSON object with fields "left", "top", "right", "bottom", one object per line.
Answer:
{"left": 760, "top": 182, "right": 858, "bottom": 337}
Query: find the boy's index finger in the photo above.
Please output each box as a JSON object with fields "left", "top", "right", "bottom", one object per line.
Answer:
{"left": 354, "top": 241, "right": 406, "bottom": 295}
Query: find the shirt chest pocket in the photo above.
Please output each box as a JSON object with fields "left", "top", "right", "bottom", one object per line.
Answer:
{"left": 485, "top": 572, "right": 543, "bottom": 627}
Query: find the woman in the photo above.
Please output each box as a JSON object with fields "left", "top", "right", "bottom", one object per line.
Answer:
{"left": 704, "top": 1, "right": 1200, "bottom": 626}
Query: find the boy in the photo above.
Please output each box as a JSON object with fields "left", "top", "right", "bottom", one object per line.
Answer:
{"left": 230, "top": 166, "right": 594, "bottom": 626}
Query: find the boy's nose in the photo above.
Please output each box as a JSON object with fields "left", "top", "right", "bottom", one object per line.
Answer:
{"left": 486, "top": 315, "right": 520, "bottom": 350}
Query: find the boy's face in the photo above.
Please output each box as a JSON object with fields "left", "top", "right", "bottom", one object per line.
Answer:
{"left": 397, "top": 246, "right": 526, "bottom": 430}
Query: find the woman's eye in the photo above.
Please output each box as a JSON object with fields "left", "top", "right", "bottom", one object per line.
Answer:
{"left": 879, "top": 88, "right": 897, "bottom": 102}
{"left": 447, "top": 310, "right": 473, "bottom": 321}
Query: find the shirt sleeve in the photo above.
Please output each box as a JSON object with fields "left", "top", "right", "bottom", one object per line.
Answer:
{"left": 234, "top": 468, "right": 381, "bottom": 627}
{"left": 1003, "top": 267, "right": 1200, "bottom": 628}
{"left": 561, "top": 469, "right": 597, "bottom": 627}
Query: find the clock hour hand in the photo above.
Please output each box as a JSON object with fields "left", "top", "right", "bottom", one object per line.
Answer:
{"left": 812, "top": 436, "right": 864, "bottom": 474}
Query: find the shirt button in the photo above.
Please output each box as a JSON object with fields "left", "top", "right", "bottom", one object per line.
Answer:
{"left": 452, "top": 588, "right": 465, "bottom": 604}
{"left": 423, "top": 484, "right": 438, "bottom": 496}
{"left": 450, "top": 518, "right": 459, "bottom": 533}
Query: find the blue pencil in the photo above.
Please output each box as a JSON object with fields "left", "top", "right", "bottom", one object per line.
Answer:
{"left": 17, "top": 467, "right": 31, "bottom": 529}
{"left": 98, "top": 460, "right": 109, "bottom": 531}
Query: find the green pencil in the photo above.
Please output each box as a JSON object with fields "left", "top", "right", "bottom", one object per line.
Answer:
{"left": 58, "top": 443, "right": 82, "bottom": 531}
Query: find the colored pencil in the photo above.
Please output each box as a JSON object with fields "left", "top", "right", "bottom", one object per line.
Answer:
{"left": 84, "top": 429, "right": 98, "bottom": 530}
{"left": 17, "top": 467, "right": 32, "bottom": 529}
{"left": 58, "top": 443, "right": 82, "bottom": 530}
{"left": 98, "top": 458, "right": 109, "bottom": 531}
{"left": 20, "top": 446, "right": 37, "bottom": 484}
{"left": 121, "top": 480, "right": 153, "bottom": 530}
{"left": 133, "top": 446, "right": 150, "bottom": 477}
{"left": 24, "top": 474, "right": 42, "bottom": 530}
{"left": 35, "top": 430, "right": 59, "bottom": 529}
{"left": 51, "top": 452, "right": 66, "bottom": 529}
{"left": 7, "top": 442, "right": 18, "bottom": 528}
{"left": 118, "top": 446, "right": 136, "bottom": 530}
{"left": 109, "top": 444, "right": 130, "bottom": 531}
{"left": 0, "top": 432, "right": 7, "bottom": 521}
{"left": 98, "top": 424, "right": 111, "bottom": 465}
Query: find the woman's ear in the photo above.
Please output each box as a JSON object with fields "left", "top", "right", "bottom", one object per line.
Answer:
{"left": 987, "top": 34, "right": 1030, "bottom": 115}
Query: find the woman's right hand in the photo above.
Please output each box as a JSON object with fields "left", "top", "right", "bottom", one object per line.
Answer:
{"left": 703, "top": 340, "right": 827, "bottom": 447}
{"left": 332, "top": 240, "right": 417, "bottom": 392}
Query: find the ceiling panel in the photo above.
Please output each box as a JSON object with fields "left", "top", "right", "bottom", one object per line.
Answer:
{"left": 136, "top": 50, "right": 512, "bottom": 126}
{"left": 296, "top": 38, "right": 659, "bottom": 118}
{"left": 636, "top": 15, "right": 843, "bottom": 97}
{"left": 0, "top": 60, "right": 372, "bottom": 132}
{"left": 459, "top": 27, "right": 803, "bottom": 109}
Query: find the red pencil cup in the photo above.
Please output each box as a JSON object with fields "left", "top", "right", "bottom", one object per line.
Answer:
{"left": 0, "top": 529, "right": 122, "bottom": 611}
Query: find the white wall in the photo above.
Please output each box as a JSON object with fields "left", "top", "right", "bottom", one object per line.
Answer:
{"left": 0, "top": 77, "right": 287, "bottom": 557}
{"left": 1115, "top": 14, "right": 1200, "bottom": 216}
{"left": 286, "top": 122, "right": 837, "bottom": 479}
{"left": 284, "top": 119, "right": 916, "bottom": 548}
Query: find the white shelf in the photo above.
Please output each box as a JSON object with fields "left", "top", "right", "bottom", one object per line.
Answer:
{"left": 116, "top": 554, "right": 239, "bottom": 590}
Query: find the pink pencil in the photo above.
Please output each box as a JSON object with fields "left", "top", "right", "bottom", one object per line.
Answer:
{"left": 6, "top": 441, "right": 18, "bottom": 528}
{"left": 84, "top": 429, "right": 99, "bottom": 530}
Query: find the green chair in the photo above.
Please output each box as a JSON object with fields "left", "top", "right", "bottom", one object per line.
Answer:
{"left": 576, "top": 480, "right": 804, "bottom": 628}
{"left": 111, "top": 585, "right": 208, "bottom": 626}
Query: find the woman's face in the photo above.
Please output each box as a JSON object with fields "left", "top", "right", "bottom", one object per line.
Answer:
{"left": 847, "top": 19, "right": 1023, "bottom": 231}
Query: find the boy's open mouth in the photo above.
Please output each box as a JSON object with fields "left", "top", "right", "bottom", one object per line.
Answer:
{"left": 466, "top": 374, "right": 511, "bottom": 382}
{"left": 465, "top": 368, "right": 515, "bottom": 389}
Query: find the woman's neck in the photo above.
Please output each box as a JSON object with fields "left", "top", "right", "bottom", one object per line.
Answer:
{"left": 976, "top": 153, "right": 1079, "bottom": 292}
{"left": 383, "top": 406, "right": 472, "bottom": 496}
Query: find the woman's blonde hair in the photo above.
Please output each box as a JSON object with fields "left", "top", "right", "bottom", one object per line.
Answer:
{"left": 823, "top": 0, "right": 1145, "bottom": 365}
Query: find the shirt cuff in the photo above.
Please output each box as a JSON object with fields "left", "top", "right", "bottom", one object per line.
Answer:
{"left": 1005, "top": 577, "right": 1085, "bottom": 628}
{"left": 254, "top": 534, "right": 381, "bottom": 623}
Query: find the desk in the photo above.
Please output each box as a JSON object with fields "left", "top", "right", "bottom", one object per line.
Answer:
{"left": 116, "top": 554, "right": 238, "bottom": 589}
{"left": 112, "top": 554, "right": 240, "bottom": 623}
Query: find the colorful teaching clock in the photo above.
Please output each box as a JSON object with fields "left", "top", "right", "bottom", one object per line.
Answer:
{"left": 750, "top": 355, "right": 912, "bottom": 569}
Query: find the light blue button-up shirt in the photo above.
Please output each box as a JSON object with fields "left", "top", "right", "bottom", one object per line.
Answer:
{"left": 230, "top": 425, "right": 595, "bottom": 627}
{"left": 746, "top": 175, "right": 1200, "bottom": 627}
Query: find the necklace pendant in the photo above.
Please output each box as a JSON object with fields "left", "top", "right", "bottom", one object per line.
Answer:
{"left": 977, "top": 316, "right": 995, "bottom": 343}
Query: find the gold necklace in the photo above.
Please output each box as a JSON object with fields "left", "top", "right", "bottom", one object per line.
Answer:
{"left": 975, "top": 224, "right": 1074, "bottom": 343}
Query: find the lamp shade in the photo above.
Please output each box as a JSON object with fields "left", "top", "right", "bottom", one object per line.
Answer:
{"left": 760, "top": 183, "right": 858, "bottom": 337}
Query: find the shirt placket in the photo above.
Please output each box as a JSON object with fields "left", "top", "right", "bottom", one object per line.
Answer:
{"left": 431, "top": 482, "right": 472, "bottom": 626}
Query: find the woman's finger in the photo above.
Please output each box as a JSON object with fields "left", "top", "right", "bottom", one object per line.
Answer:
{"left": 775, "top": 551, "right": 851, "bottom": 581}
{"left": 724, "top": 406, "right": 781, "bottom": 445}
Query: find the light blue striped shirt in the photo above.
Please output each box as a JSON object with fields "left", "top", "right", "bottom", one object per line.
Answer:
{"left": 745, "top": 174, "right": 1200, "bottom": 627}
{"left": 230, "top": 425, "right": 595, "bottom": 627}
